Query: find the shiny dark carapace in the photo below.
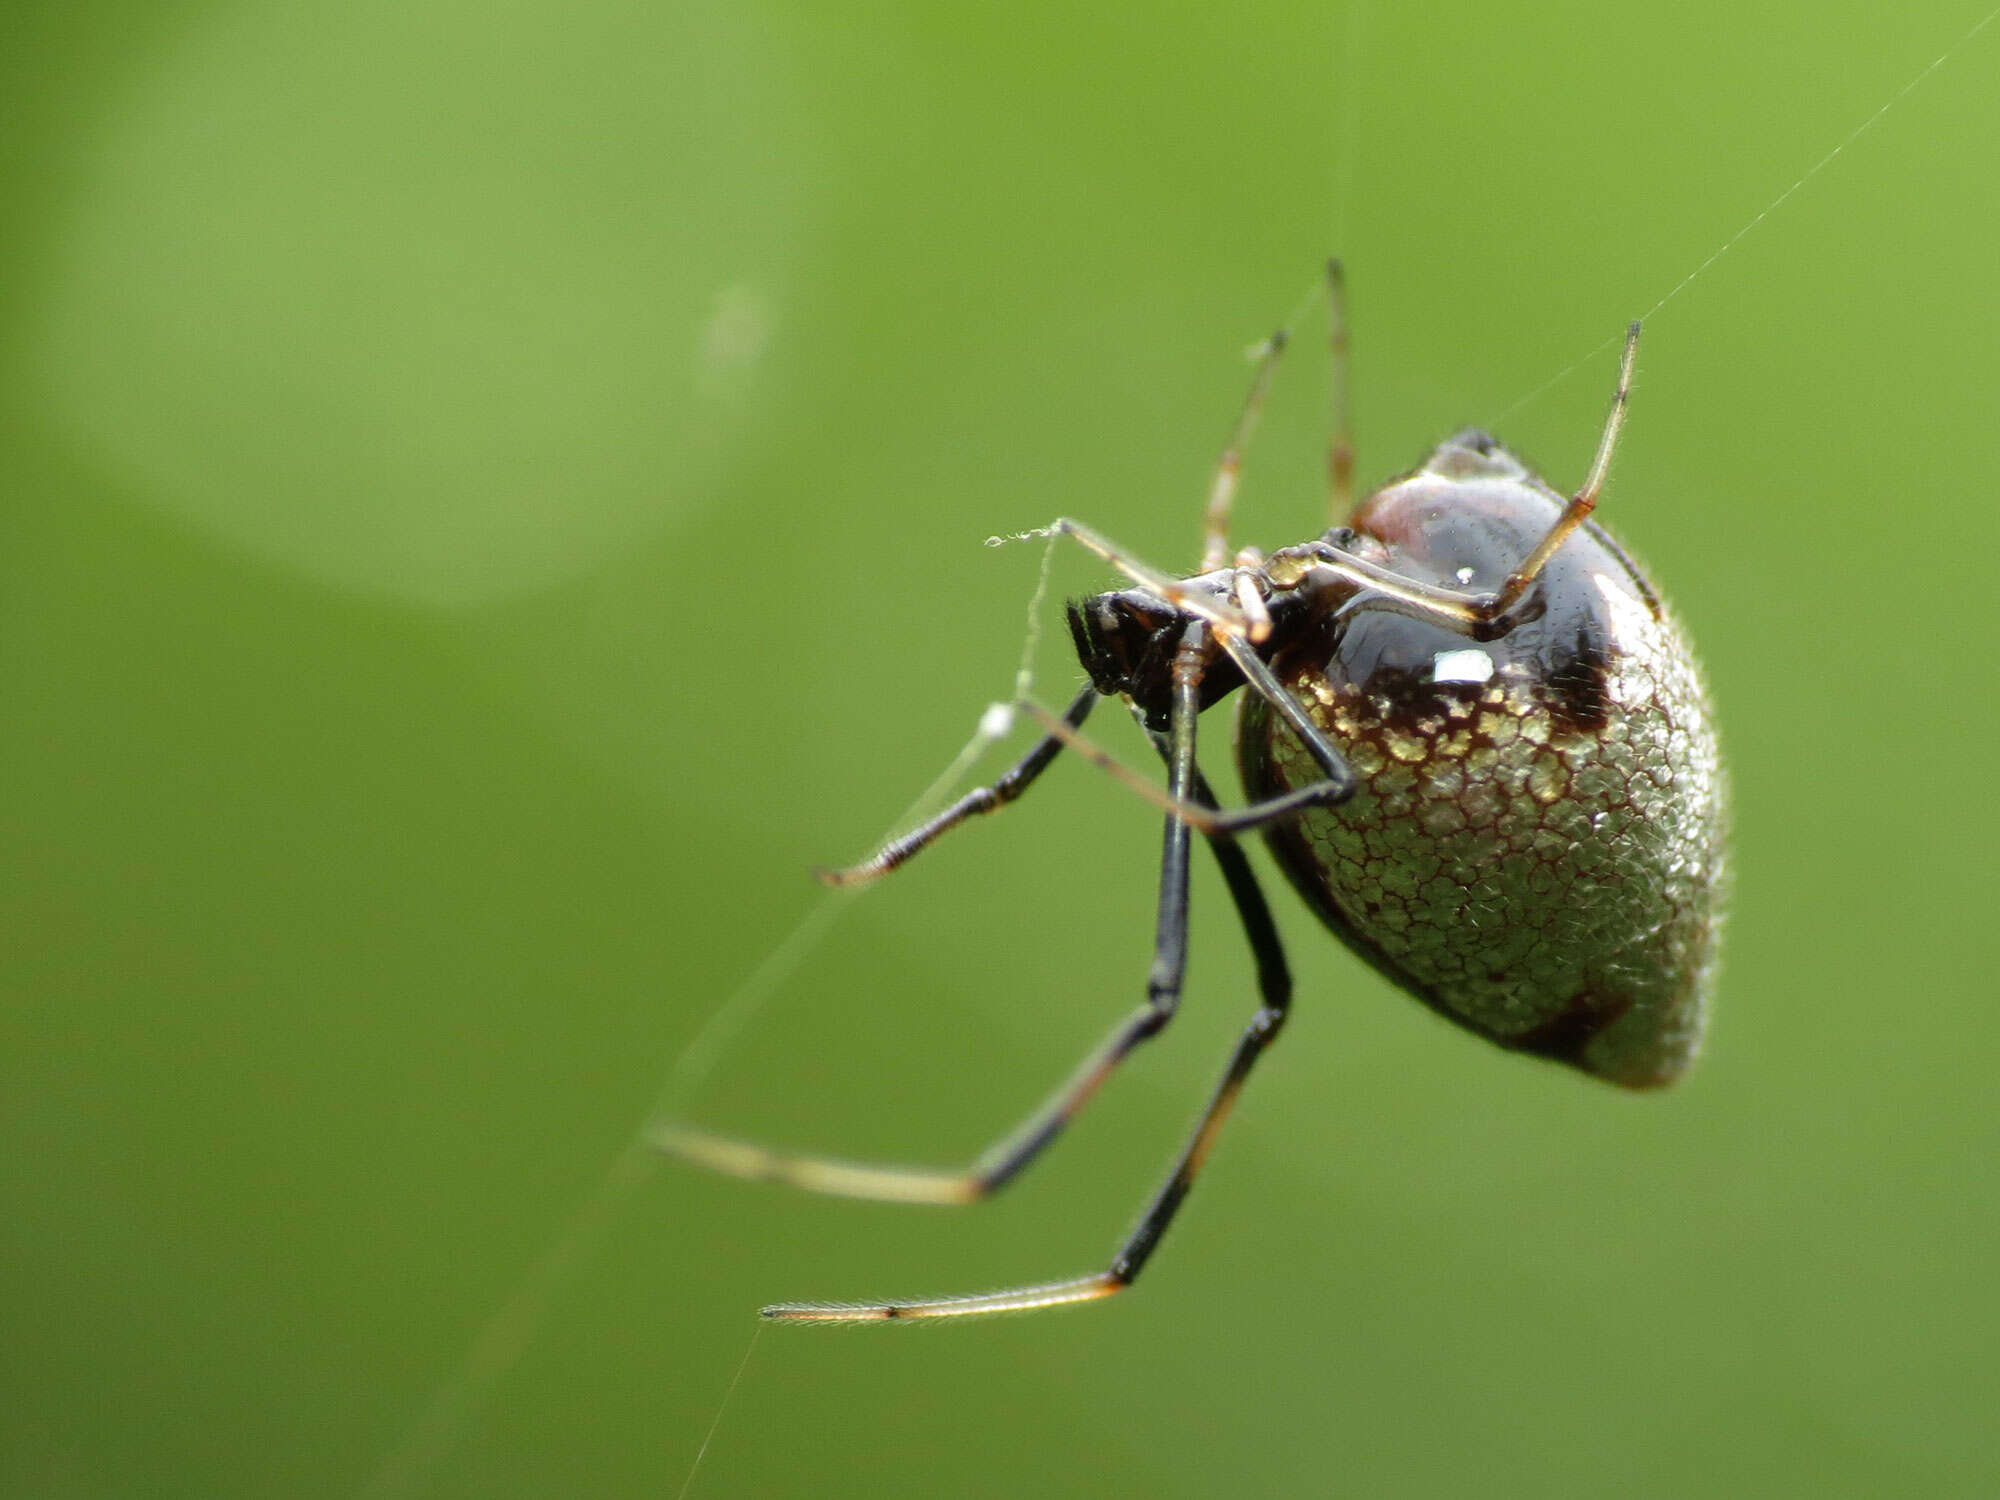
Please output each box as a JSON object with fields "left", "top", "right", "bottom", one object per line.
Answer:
{"left": 1233, "top": 429, "right": 1727, "bottom": 1087}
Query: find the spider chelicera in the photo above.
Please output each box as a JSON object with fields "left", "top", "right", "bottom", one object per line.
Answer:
{"left": 656, "top": 262, "right": 1728, "bottom": 1322}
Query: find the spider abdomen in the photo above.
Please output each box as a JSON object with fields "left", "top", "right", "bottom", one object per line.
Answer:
{"left": 1237, "top": 451, "right": 1727, "bottom": 1088}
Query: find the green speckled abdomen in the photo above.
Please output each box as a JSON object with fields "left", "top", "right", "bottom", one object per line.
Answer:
{"left": 1237, "top": 434, "right": 1728, "bottom": 1088}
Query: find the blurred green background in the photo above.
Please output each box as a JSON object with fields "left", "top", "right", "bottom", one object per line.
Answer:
{"left": 6, "top": 1, "right": 1998, "bottom": 1495}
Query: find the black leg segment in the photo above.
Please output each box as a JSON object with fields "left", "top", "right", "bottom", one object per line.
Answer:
{"left": 819, "top": 685, "right": 1098, "bottom": 888}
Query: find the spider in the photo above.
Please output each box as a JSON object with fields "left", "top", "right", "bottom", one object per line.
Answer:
{"left": 655, "top": 262, "right": 1728, "bottom": 1322}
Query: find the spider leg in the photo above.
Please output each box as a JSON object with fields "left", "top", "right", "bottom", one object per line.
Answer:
{"left": 650, "top": 981, "right": 1172, "bottom": 1208}
{"left": 1213, "top": 631, "right": 1357, "bottom": 801}
{"left": 1326, "top": 256, "right": 1355, "bottom": 525}
{"left": 814, "top": 623, "right": 1357, "bottom": 891}
{"left": 1014, "top": 693, "right": 1351, "bottom": 835}
{"left": 762, "top": 626, "right": 1295, "bottom": 1321}
{"left": 818, "top": 685, "right": 1098, "bottom": 888}
{"left": 1201, "top": 259, "right": 1366, "bottom": 569}
{"left": 1486, "top": 320, "right": 1640, "bottom": 617}
{"left": 653, "top": 633, "right": 1209, "bottom": 1211}
{"left": 1199, "top": 326, "right": 1289, "bottom": 573}
{"left": 1298, "top": 306, "right": 1637, "bottom": 631}
{"left": 1307, "top": 317, "right": 1636, "bottom": 628}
